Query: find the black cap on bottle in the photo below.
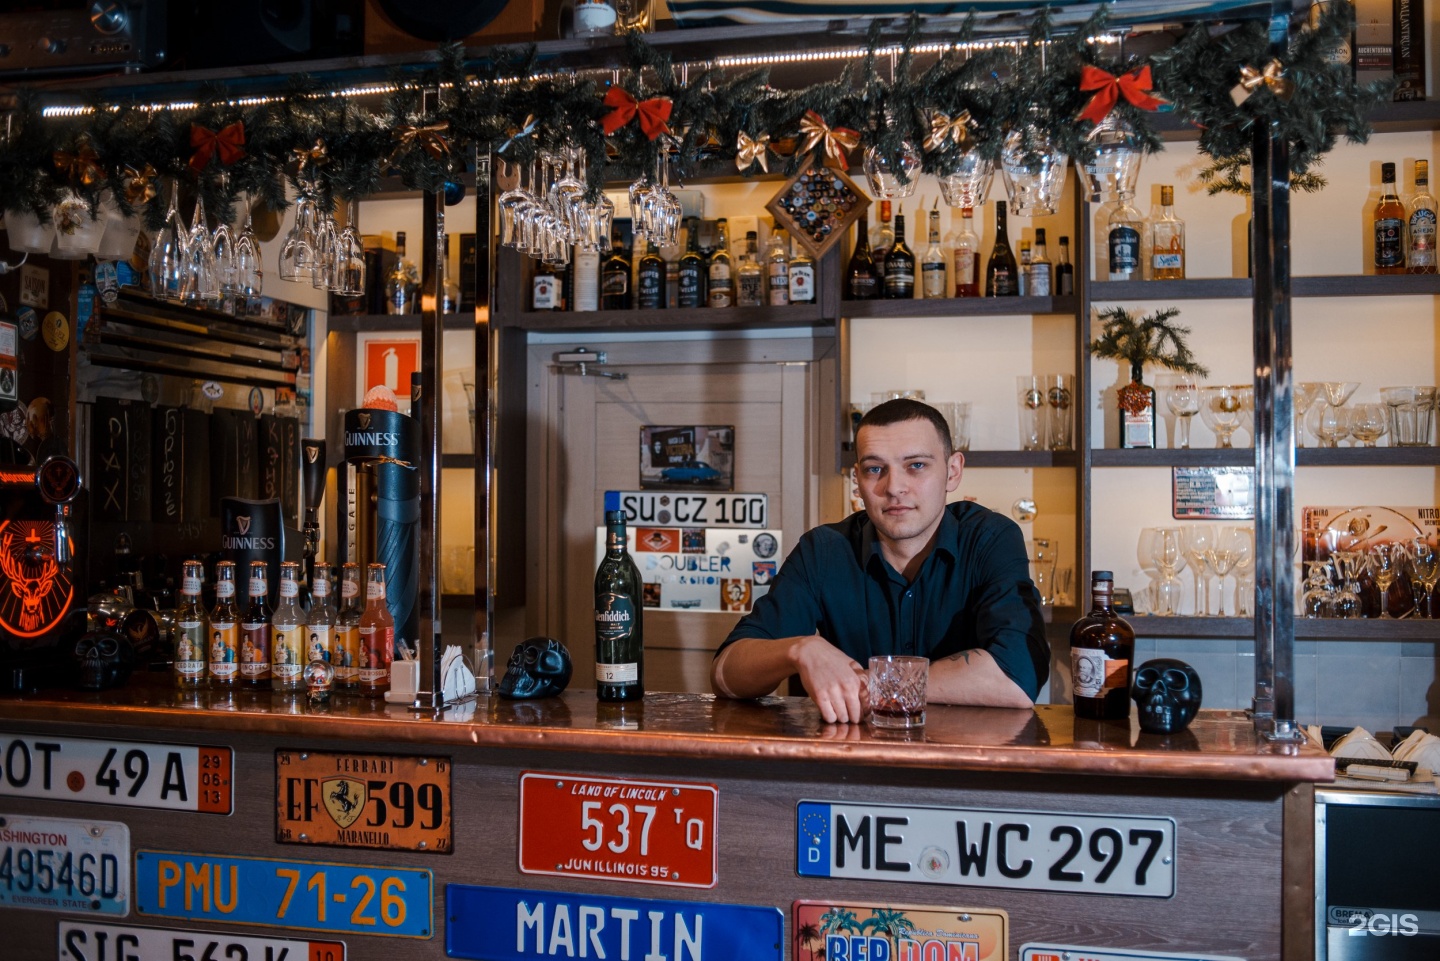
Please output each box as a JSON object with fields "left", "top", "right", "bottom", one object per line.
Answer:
{"left": 1383, "top": 162, "right": 1397, "bottom": 181}
{"left": 1092, "top": 570, "right": 1114, "bottom": 582}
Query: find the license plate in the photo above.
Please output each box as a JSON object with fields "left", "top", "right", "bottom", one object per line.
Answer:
{"left": 446, "top": 884, "right": 784, "bottom": 961}
{"left": 0, "top": 733, "right": 232, "bottom": 814}
{"left": 276, "top": 749, "right": 451, "bottom": 853}
{"left": 1022, "top": 944, "right": 1245, "bottom": 961}
{"left": 618, "top": 490, "right": 769, "bottom": 529}
{"left": 60, "top": 921, "right": 345, "bottom": 961}
{"left": 797, "top": 800, "right": 1176, "bottom": 898}
{"left": 795, "top": 900, "right": 1008, "bottom": 961}
{"left": 519, "top": 771, "right": 718, "bottom": 888}
{"left": 135, "top": 850, "right": 433, "bottom": 939}
{"left": 0, "top": 814, "right": 129, "bottom": 915}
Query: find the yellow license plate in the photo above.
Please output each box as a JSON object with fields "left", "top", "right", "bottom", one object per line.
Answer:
{"left": 275, "top": 749, "right": 451, "bottom": 854}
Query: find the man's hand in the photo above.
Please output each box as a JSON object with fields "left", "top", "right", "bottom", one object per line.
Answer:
{"left": 790, "top": 635, "right": 868, "bottom": 724}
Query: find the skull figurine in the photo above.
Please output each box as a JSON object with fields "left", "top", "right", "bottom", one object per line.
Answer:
{"left": 72, "top": 629, "right": 135, "bottom": 690}
{"left": 499, "top": 636, "right": 573, "bottom": 700}
{"left": 1132, "top": 658, "right": 1203, "bottom": 734}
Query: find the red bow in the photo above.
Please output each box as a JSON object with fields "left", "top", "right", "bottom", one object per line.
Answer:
{"left": 1077, "top": 65, "right": 1165, "bottom": 125}
{"left": 188, "top": 121, "right": 247, "bottom": 173}
{"left": 601, "top": 87, "right": 672, "bottom": 140}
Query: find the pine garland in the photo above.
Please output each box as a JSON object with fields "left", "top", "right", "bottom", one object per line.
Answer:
{"left": 1089, "top": 306, "right": 1210, "bottom": 376}
{"left": 0, "top": 7, "right": 1380, "bottom": 223}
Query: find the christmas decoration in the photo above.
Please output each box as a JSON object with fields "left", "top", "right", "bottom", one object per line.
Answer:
{"left": 1230, "top": 60, "right": 1295, "bottom": 106}
{"left": 735, "top": 131, "right": 770, "bottom": 173}
{"left": 798, "top": 111, "right": 860, "bottom": 167}
{"left": 1089, "top": 306, "right": 1209, "bottom": 378}
{"left": 601, "top": 87, "right": 673, "bottom": 140}
{"left": 188, "top": 121, "right": 246, "bottom": 173}
{"left": 1077, "top": 65, "right": 1165, "bottom": 125}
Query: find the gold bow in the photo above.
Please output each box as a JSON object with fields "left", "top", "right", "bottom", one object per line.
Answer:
{"left": 736, "top": 131, "right": 770, "bottom": 173}
{"left": 53, "top": 144, "right": 103, "bottom": 187}
{"left": 291, "top": 138, "right": 328, "bottom": 170}
{"left": 390, "top": 122, "right": 452, "bottom": 164}
{"left": 922, "top": 109, "right": 972, "bottom": 153}
{"left": 120, "top": 164, "right": 157, "bottom": 206}
{"left": 799, "top": 111, "right": 860, "bottom": 166}
{"left": 1231, "top": 60, "right": 1294, "bottom": 106}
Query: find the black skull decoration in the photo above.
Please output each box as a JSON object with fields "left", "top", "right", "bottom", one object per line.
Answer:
{"left": 1132, "top": 658, "right": 1203, "bottom": 734}
{"left": 73, "top": 629, "right": 135, "bottom": 690}
{"left": 499, "top": 636, "right": 573, "bottom": 699}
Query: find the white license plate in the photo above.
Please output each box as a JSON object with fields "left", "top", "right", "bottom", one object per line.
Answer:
{"left": 618, "top": 491, "right": 769, "bottom": 529}
{"left": 0, "top": 814, "right": 129, "bottom": 915}
{"left": 0, "top": 733, "right": 233, "bottom": 814}
{"left": 60, "top": 921, "right": 346, "bottom": 961}
{"left": 797, "top": 800, "right": 1176, "bottom": 898}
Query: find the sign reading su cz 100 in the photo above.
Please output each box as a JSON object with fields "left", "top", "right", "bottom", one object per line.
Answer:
{"left": 519, "top": 773, "right": 718, "bottom": 888}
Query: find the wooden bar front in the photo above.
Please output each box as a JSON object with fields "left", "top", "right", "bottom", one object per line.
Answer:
{"left": 0, "top": 683, "right": 1332, "bottom": 960}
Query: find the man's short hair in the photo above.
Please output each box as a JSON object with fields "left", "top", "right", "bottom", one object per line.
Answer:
{"left": 857, "top": 398, "right": 954, "bottom": 458}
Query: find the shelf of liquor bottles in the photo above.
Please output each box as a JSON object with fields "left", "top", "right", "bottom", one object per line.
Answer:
{"left": 328, "top": 312, "right": 479, "bottom": 332}
{"left": 1090, "top": 275, "right": 1440, "bottom": 301}
{"left": 1090, "top": 448, "right": 1440, "bottom": 467}
{"left": 840, "top": 294, "right": 1079, "bottom": 318}
{"left": 1125, "top": 615, "right": 1440, "bottom": 640}
{"left": 502, "top": 302, "right": 831, "bottom": 332}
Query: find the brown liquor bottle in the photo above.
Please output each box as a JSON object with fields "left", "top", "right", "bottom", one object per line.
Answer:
{"left": 846, "top": 215, "right": 879, "bottom": 300}
{"left": 1070, "top": 571, "right": 1135, "bottom": 721}
{"left": 1375, "top": 162, "right": 1406, "bottom": 274}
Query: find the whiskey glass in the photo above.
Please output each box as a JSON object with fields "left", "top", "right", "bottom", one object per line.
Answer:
{"left": 1166, "top": 377, "right": 1200, "bottom": 449}
{"left": 1348, "top": 403, "right": 1388, "bottom": 447}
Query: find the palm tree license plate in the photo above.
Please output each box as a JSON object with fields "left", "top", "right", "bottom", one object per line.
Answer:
{"left": 792, "top": 900, "right": 1008, "bottom": 961}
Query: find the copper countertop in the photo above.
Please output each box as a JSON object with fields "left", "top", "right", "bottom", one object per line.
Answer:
{"left": 0, "top": 678, "right": 1334, "bottom": 783}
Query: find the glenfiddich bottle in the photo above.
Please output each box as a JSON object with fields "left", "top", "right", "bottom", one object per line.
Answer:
{"left": 209, "top": 561, "right": 240, "bottom": 688}
{"left": 175, "top": 559, "right": 208, "bottom": 689}
{"left": 271, "top": 561, "right": 306, "bottom": 692}
{"left": 847, "top": 215, "right": 879, "bottom": 300}
{"left": 359, "top": 563, "right": 394, "bottom": 698}
{"left": 1070, "top": 571, "right": 1135, "bottom": 721}
{"left": 595, "top": 500, "right": 643, "bottom": 702}
{"left": 241, "top": 560, "right": 272, "bottom": 686}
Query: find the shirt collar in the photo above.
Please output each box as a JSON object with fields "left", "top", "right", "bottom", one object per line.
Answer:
{"left": 859, "top": 502, "right": 961, "bottom": 580}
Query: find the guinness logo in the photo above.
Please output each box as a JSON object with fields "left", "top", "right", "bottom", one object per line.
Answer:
{"left": 322, "top": 777, "right": 367, "bottom": 829}
{"left": 305, "top": 446, "right": 320, "bottom": 464}
{"left": 411, "top": 385, "right": 422, "bottom": 403}
{"left": 236, "top": 516, "right": 252, "bottom": 535}
{"left": 358, "top": 412, "right": 372, "bottom": 429}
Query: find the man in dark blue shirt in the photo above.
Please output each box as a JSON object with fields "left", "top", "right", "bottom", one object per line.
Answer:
{"left": 712, "top": 399, "right": 1048, "bottom": 722}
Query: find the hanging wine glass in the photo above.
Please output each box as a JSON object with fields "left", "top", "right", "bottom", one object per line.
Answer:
{"left": 278, "top": 181, "right": 318, "bottom": 281}
{"left": 310, "top": 201, "right": 339, "bottom": 291}
{"left": 234, "top": 196, "right": 264, "bottom": 307}
{"left": 180, "top": 192, "right": 220, "bottom": 305}
{"left": 212, "top": 174, "right": 237, "bottom": 300}
{"left": 149, "top": 179, "right": 187, "bottom": 302}
{"left": 336, "top": 200, "right": 366, "bottom": 298}
{"left": 937, "top": 147, "right": 995, "bottom": 208}
{"left": 863, "top": 141, "right": 922, "bottom": 201}
{"left": 1000, "top": 124, "right": 1069, "bottom": 217}
{"left": 1079, "top": 113, "right": 1143, "bottom": 203}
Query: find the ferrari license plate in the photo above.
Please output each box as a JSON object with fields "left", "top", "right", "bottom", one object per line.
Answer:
{"left": 0, "top": 733, "right": 232, "bottom": 814}
{"left": 518, "top": 772, "right": 718, "bottom": 888}
{"left": 275, "top": 749, "right": 451, "bottom": 853}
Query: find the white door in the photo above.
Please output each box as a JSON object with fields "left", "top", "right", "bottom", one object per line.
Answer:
{"left": 525, "top": 332, "right": 841, "bottom": 693}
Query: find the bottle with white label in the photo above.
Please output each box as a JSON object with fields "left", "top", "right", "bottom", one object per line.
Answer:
{"left": 595, "top": 506, "right": 643, "bottom": 701}
{"left": 1107, "top": 191, "right": 1143, "bottom": 281}
{"left": 175, "top": 559, "right": 208, "bottom": 689}
{"left": 359, "top": 563, "right": 394, "bottom": 698}
{"left": 334, "top": 562, "right": 362, "bottom": 689}
{"left": 573, "top": 245, "right": 601, "bottom": 311}
{"left": 208, "top": 561, "right": 240, "bottom": 688}
{"left": 271, "top": 562, "right": 307, "bottom": 692}
{"left": 241, "top": 560, "right": 272, "bottom": 686}
{"left": 308, "top": 561, "right": 337, "bottom": 669}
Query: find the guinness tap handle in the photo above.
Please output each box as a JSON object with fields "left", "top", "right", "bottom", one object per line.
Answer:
{"left": 301, "top": 440, "right": 327, "bottom": 515}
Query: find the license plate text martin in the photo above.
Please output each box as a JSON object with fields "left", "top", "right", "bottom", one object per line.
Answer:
{"left": 0, "top": 733, "right": 232, "bottom": 814}
{"left": 519, "top": 772, "right": 718, "bottom": 888}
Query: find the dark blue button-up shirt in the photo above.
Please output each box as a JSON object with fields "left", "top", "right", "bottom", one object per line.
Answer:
{"left": 720, "top": 501, "right": 1049, "bottom": 700}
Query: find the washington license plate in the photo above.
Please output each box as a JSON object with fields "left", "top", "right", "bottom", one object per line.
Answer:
{"left": 0, "top": 733, "right": 232, "bottom": 814}
{"left": 60, "top": 921, "right": 345, "bottom": 961}
{"left": 135, "top": 850, "right": 433, "bottom": 939}
{"left": 0, "top": 814, "right": 129, "bottom": 915}
{"left": 619, "top": 491, "right": 769, "bottom": 529}
{"left": 519, "top": 772, "right": 718, "bottom": 888}
{"left": 276, "top": 749, "right": 451, "bottom": 853}
{"left": 797, "top": 800, "right": 1176, "bottom": 898}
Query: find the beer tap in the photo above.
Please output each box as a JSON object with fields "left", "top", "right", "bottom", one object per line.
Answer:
{"left": 300, "top": 439, "right": 326, "bottom": 592}
{"left": 0, "top": 455, "right": 83, "bottom": 562}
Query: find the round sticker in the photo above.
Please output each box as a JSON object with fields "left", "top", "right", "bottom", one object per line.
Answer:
{"left": 249, "top": 386, "right": 264, "bottom": 416}
{"left": 42, "top": 312, "right": 69, "bottom": 352}
{"left": 16, "top": 306, "right": 38, "bottom": 341}
{"left": 202, "top": 381, "right": 224, "bottom": 400}
{"left": 752, "top": 532, "right": 778, "bottom": 559}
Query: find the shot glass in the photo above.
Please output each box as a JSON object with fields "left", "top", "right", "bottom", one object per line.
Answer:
{"left": 867, "top": 655, "right": 929, "bottom": 729}
{"left": 1017, "top": 375, "right": 1046, "bottom": 451}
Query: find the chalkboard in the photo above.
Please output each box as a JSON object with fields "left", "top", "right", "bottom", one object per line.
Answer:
{"left": 258, "top": 414, "right": 284, "bottom": 504}
{"left": 89, "top": 397, "right": 151, "bottom": 523}
{"left": 182, "top": 408, "right": 211, "bottom": 524}
{"left": 280, "top": 416, "right": 300, "bottom": 527}
{"left": 152, "top": 406, "right": 184, "bottom": 523}
{"left": 210, "top": 409, "right": 259, "bottom": 509}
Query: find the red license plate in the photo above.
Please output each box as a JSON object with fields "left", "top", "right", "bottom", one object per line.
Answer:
{"left": 519, "top": 771, "right": 718, "bottom": 889}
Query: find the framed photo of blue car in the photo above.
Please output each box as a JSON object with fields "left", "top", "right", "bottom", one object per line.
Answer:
{"left": 640, "top": 425, "right": 733, "bottom": 491}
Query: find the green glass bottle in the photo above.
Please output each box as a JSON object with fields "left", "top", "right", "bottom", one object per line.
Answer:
{"left": 595, "top": 498, "right": 644, "bottom": 702}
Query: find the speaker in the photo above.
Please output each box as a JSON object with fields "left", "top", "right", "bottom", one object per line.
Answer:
{"left": 372, "top": 0, "right": 510, "bottom": 40}
{"left": 170, "top": 0, "right": 364, "bottom": 70}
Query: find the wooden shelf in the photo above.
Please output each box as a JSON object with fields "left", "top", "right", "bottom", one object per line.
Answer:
{"left": 1091, "top": 448, "right": 1440, "bottom": 467}
{"left": 841, "top": 295, "right": 1077, "bottom": 318}
{"left": 961, "top": 450, "right": 1079, "bottom": 468}
{"left": 328, "top": 313, "right": 478, "bottom": 332}
{"left": 1128, "top": 615, "right": 1440, "bottom": 640}
{"left": 498, "top": 302, "right": 829, "bottom": 331}
{"left": 1091, "top": 275, "right": 1440, "bottom": 301}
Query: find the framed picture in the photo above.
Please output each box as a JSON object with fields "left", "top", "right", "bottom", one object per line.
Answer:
{"left": 356, "top": 332, "right": 421, "bottom": 414}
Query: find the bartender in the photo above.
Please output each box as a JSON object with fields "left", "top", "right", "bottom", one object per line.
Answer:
{"left": 711, "top": 398, "right": 1049, "bottom": 723}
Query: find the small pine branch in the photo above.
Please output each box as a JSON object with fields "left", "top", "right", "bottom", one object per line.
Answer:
{"left": 1088, "top": 306, "right": 1210, "bottom": 376}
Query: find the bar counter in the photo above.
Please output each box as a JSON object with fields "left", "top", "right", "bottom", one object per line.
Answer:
{"left": 1, "top": 679, "right": 1333, "bottom": 960}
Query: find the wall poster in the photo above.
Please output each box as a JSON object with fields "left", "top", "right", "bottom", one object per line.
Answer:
{"left": 640, "top": 424, "right": 734, "bottom": 491}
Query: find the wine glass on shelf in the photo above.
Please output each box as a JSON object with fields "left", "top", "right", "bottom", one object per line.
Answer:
{"left": 1145, "top": 527, "right": 1187, "bottom": 616}
{"left": 1348, "top": 403, "right": 1388, "bottom": 447}
{"left": 1232, "top": 526, "right": 1254, "bottom": 616}
{"left": 1205, "top": 526, "right": 1244, "bottom": 617}
{"left": 1301, "top": 560, "right": 1333, "bottom": 618}
{"left": 1293, "top": 382, "right": 1324, "bottom": 448}
{"left": 1183, "top": 524, "right": 1214, "bottom": 616}
{"left": 1316, "top": 404, "right": 1351, "bottom": 448}
{"left": 1329, "top": 549, "right": 1363, "bottom": 619}
{"left": 1166, "top": 377, "right": 1200, "bottom": 449}
{"left": 1370, "top": 544, "right": 1400, "bottom": 618}
{"left": 1317, "top": 381, "right": 1360, "bottom": 447}
{"left": 1200, "top": 386, "right": 1244, "bottom": 448}
{"left": 1410, "top": 539, "right": 1440, "bottom": 618}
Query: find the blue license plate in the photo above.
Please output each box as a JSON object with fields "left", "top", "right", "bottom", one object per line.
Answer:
{"left": 446, "top": 884, "right": 785, "bottom": 961}
{"left": 135, "top": 850, "right": 432, "bottom": 938}
{"left": 0, "top": 815, "right": 129, "bottom": 916}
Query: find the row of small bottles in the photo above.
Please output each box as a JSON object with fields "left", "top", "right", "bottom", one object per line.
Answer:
{"left": 173, "top": 558, "right": 394, "bottom": 696}
{"left": 384, "top": 231, "right": 465, "bottom": 314}
{"left": 845, "top": 200, "right": 1077, "bottom": 299}
{"left": 1374, "top": 160, "right": 1438, "bottom": 274}
{"left": 533, "top": 217, "right": 817, "bottom": 311}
